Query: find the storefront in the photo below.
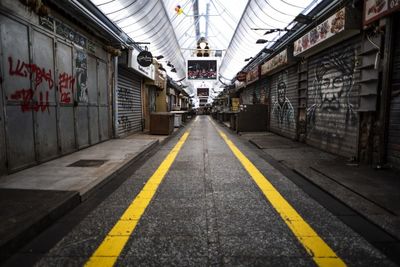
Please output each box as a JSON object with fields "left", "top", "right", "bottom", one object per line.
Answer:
{"left": 262, "top": 49, "right": 297, "bottom": 139}
{"left": 0, "top": 0, "right": 114, "bottom": 174}
{"left": 293, "top": 6, "right": 361, "bottom": 158}
{"left": 387, "top": 13, "right": 400, "bottom": 167}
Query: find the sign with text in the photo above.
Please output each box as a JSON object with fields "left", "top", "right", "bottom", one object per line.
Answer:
{"left": 294, "top": 8, "right": 346, "bottom": 56}
{"left": 187, "top": 58, "right": 218, "bottom": 80}
{"left": 261, "top": 49, "right": 288, "bottom": 76}
{"left": 363, "top": 0, "right": 400, "bottom": 25}
{"left": 197, "top": 87, "right": 209, "bottom": 97}
{"left": 246, "top": 66, "right": 259, "bottom": 85}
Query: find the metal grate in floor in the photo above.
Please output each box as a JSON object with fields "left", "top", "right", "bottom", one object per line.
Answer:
{"left": 67, "top": 160, "right": 107, "bottom": 167}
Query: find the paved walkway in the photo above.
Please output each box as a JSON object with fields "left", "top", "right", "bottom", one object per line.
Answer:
{"left": 240, "top": 132, "right": 400, "bottom": 241}
{"left": 0, "top": 130, "right": 177, "bottom": 262}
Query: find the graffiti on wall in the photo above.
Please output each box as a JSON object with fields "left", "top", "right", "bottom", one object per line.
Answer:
{"left": 75, "top": 47, "right": 88, "bottom": 103}
{"left": 271, "top": 71, "right": 294, "bottom": 127}
{"left": 118, "top": 115, "right": 131, "bottom": 130}
{"left": 58, "top": 72, "right": 75, "bottom": 104}
{"left": 307, "top": 49, "right": 357, "bottom": 139}
{"left": 8, "top": 56, "right": 53, "bottom": 112}
{"left": 7, "top": 56, "right": 78, "bottom": 112}
{"left": 118, "top": 87, "right": 134, "bottom": 110}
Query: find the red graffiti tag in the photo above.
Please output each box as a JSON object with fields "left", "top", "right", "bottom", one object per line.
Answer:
{"left": 8, "top": 57, "right": 54, "bottom": 90}
{"left": 10, "top": 89, "right": 49, "bottom": 112}
{"left": 58, "top": 72, "right": 75, "bottom": 104}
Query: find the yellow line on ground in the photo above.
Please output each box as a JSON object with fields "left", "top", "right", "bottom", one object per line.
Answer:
{"left": 216, "top": 129, "right": 346, "bottom": 267}
{"left": 85, "top": 131, "right": 190, "bottom": 267}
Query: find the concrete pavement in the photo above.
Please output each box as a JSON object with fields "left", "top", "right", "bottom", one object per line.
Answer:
{"left": 238, "top": 131, "right": 400, "bottom": 241}
{"left": 0, "top": 129, "right": 180, "bottom": 263}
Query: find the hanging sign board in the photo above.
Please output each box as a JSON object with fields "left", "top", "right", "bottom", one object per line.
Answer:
{"left": 137, "top": 49, "right": 153, "bottom": 67}
{"left": 261, "top": 49, "right": 288, "bottom": 76}
{"left": 363, "top": 0, "right": 400, "bottom": 25}
{"left": 127, "top": 48, "right": 155, "bottom": 80}
{"left": 293, "top": 8, "right": 360, "bottom": 57}
{"left": 246, "top": 66, "right": 259, "bottom": 85}
{"left": 236, "top": 71, "right": 247, "bottom": 82}
{"left": 197, "top": 88, "right": 209, "bottom": 97}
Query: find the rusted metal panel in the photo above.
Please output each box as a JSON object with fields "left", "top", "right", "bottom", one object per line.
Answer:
{"left": 387, "top": 16, "right": 400, "bottom": 167}
{"left": 56, "top": 41, "right": 76, "bottom": 154}
{"left": 59, "top": 107, "right": 75, "bottom": 154}
{"left": 0, "top": 80, "right": 5, "bottom": 175}
{"left": 99, "top": 106, "right": 109, "bottom": 141}
{"left": 87, "top": 55, "right": 98, "bottom": 104}
{"left": 1, "top": 16, "right": 36, "bottom": 171}
{"left": 5, "top": 106, "right": 35, "bottom": 171}
{"left": 32, "top": 29, "right": 58, "bottom": 161}
{"left": 0, "top": 19, "right": 6, "bottom": 175}
{"left": 89, "top": 106, "right": 99, "bottom": 144}
{"left": 306, "top": 37, "right": 361, "bottom": 158}
{"left": 36, "top": 108, "right": 58, "bottom": 161}
{"left": 98, "top": 60, "right": 108, "bottom": 106}
{"left": 76, "top": 106, "right": 89, "bottom": 148}
{"left": 269, "top": 65, "right": 298, "bottom": 139}
{"left": 116, "top": 66, "right": 142, "bottom": 137}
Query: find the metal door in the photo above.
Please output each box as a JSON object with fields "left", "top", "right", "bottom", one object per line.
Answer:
{"left": 87, "top": 54, "right": 99, "bottom": 144}
{"left": 1, "top": 15, "right": 36, "bottom": 171}
{"left": 387, "top": 15, "right": 400, "bottom": 167}
{"left": 98, "top": 60, "right": 110, "bottom": 141}
{"left": 0, "top": 25, "right": 5, "bottom": 175}
{"left": 116, "top": 66, "right": 142, "bottom": 137}
{"left": 75, "top": 46, "right": 89, "bottom": 148}
{"left": 306, "top": 37, "right": 360, "bottom": 158}
{"left": 56, "top": 41, "right": 76, "bottom": 154}
{"left": 32, "top": 29, "right": 58, "bottom": 161}
{"left": 269, "top": 66, "right": 298, "bottom": 139}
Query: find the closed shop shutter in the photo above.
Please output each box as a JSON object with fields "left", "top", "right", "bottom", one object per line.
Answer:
{"left": 117, "top": 66, "right": 142, "bottom": 137}
{"left": 387, "top": 14, "right": 400, "bottom": 167}
{"left": 269, "top": 65, "right": 298, "bottom": 139}
{"left": 306, "top": 37, "right": 361, "bottom": 157}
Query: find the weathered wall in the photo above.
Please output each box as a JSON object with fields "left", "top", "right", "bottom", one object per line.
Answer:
{"left": 387, "top": 14, "right": 400, "bottom": 167}
{"left": 0, "top": 2, "right": 112, "bottom": 174}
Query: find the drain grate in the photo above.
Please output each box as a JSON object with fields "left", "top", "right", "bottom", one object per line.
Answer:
{"left": 68, "top": 159, "right": 107, "bottom": 167}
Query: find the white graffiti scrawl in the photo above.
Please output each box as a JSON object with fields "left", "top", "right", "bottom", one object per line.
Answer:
{"left": 271, "top": 71, "right": 294, "bottom": 127}
{"left": 307, "top": 48, "right": 357, "bottom": 139}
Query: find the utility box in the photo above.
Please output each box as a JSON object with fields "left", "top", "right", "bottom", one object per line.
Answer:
{"left": 150, "top": 112, "right": 174, "bottom": 135}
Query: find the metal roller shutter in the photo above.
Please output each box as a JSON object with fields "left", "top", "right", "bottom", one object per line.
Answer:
{"left": 117, "top": 66, "right": 142, "bottom": 137}
{"left": 387, "top": 14, "right": 400, "bottom": 167}
{"left": 269, "top": 65, "right": 298, "bottom": 139}
{"left": 306, "top": 36, "right": 361, "bottom": 157}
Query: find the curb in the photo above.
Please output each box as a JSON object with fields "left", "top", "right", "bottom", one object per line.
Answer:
{"left": 80, "top": 140, "right": 160, "bottom": 202}
{"left": 0, "top": 190, "right": 80, "bottom": 264}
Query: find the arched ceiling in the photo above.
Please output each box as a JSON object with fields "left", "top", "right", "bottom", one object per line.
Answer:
{"left": 90, "top": 0, "right": 321, "bottom": 94}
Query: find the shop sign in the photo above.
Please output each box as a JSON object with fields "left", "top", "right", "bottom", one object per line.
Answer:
{"left": 137, "top": 50, "right": 153, "bottom": 67}
{"left": 235, "top": 80, "right": 246, "bottom": 90}
{"left": 261, "top": 49, "right": 288, "bottom": 75}
{"left": 294, "top": 8, "right": 347, "bottom": 56}
{"left": 197, "top": 88, "right": 209, "bottom": 97}
{"left": 246, "top": 66, "right": 259, "bottom": 84}
{"left": 363, "top": 0, "right": 400, "bottom": 25}
{"left": 231, "top": 98, "right": 240, "bottom": 112}
{"left": 129, "top": 48, "right": 155, "bottom": 80}
{"left": 236, "top": 71, "right": 247, "bottom": 82}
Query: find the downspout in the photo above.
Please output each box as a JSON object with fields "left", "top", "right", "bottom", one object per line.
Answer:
{"left": 113, "top": 57, "right": 119, "bottom": 138}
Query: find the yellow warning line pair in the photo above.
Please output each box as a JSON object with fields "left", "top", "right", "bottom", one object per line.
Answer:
{"left": 85, "top": 122, "right": 346, "bottom": 267}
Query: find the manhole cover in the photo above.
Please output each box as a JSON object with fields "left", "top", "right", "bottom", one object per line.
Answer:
{"left": 68, "top": 160, "right": 107, "bottom": 167}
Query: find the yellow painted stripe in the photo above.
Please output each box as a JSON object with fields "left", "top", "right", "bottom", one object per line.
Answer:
{"left": 85, "top": 131, "right": 190, "bottom": 267}
{"left": 217, "top": 129, "right": 346, "bottom": 267}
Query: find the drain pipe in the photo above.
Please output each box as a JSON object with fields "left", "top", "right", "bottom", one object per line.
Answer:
{"left": 113, "top": 56, "right": 119, "bottom": 138}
